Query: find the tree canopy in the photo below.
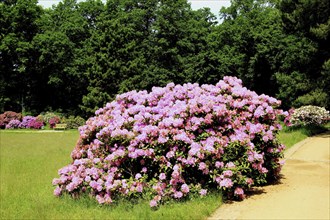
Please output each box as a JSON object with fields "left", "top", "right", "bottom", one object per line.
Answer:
{"left": 0, "top": 0, "right": 329, "bottom": 117}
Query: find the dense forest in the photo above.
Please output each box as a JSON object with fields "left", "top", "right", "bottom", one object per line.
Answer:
{"left": 1, "top": 0, "right": 329, "bottom": 118}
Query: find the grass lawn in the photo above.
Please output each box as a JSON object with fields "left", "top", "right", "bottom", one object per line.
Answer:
{"left": 0, "top": 130, "right": 221, "bottom": 219}
{"left": 278, "top": 123, "right": 330, "bottom": 149}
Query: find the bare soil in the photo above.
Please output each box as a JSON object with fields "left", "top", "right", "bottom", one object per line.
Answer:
{"left": 208, "top": 132, "right": 330, "bottom": 220}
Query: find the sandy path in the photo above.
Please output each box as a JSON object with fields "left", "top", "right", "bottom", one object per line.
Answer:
{"left": 208, "top": 132, "right": 330, "bottom": 220}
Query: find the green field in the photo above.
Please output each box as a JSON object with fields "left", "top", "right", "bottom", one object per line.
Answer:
{"left": 0, "top": 130, "right": 222, "bottom": 219}
{"left": 278, "top": 124, "right": 330, "bottom": 149}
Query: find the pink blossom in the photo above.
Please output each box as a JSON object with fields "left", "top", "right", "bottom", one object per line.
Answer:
{"left": 135, "top": 173, "right": 142, "bottom": 180}
{"left": 215, "top": 161, "right": 224, "bottom": 168}
{"left": 136, "top": 183, "right": 143, "bottom": 193}
{"left": 226, "top": 162, "right": 236, "bottom": 168}
{"left": 220, "top": 178, "right": 233, "bottom": 188}
{"left": 223, "top": 170, "right": 233, "bottom": 177}
{"left": 173, "top": 191, "right": 183, "bottom": 199}
{"left": 159, "top": 173, "right": 166, "bottom": 180}
{"left": 246, "top": 178, "right": 254, "bottom": 186}
{"left": 181, "top": 184, "right": 189, "bottom": 193}
{"left": 200, "top": 189, "right": 207, "bottom": 196}
{"left": 150, "top": 200, "right": 157, "bottom": 207}
{"left": 198, "top": 162, "right": 207, "bottom": 170}
{"left": 96, "top": 195, "right": 105, "bottom": 204}
{"left": 234, "top": 187, "right": 245, "bottom": 200}
{"left": 54, "top": 186, "right": 62, "bottom": 196}
{"left": 52, "top": 178, "right": 61, "bottom": 185}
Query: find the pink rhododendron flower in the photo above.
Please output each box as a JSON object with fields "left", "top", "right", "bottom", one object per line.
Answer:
{"left": 200, "top": 189, "right": 207, "bottom": 196}
{"left": 135, "top": 173, "right": 142, "bottom": 180}
{"left": 223, "top": 170, "right": 233, "bottom": 177}
{"left": 181, "top": 184, "right": 189, "bottom": 193}
{"left": 198, "top": 162, "right": 207, "bottom": 170}
{"left": 234, "top": 187, "right": 244, "bottom": 195}
{"left": 173, "top": 191, "right": 183, "bottom": 199}
{"left": 159, "top": 173, "right": 166, "bottom": 180}
{"left": 150, "top": 200, "right": 157, "bottom": 207}
{"left": 54, "top": 186, "right": 62, "bottom": 196}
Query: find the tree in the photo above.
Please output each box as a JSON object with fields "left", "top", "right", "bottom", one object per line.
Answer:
{"left": 278, "top": 0, "right": 330, "bottom": 108}
{"left": 0, "top": 0, "right": 43, "bottom": 113}
{"left": 32, "top": 0, "right": 104, "bottom": 115}
{"left": 206, "top": 0, "right": 286, "bottom": 96}
{"left": 81, "top": 0, "right": 216, "bottom": 116}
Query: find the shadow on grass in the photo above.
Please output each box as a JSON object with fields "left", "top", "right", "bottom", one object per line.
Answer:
{"left": 283, "top": 124, "right": 329, "bottom": 137}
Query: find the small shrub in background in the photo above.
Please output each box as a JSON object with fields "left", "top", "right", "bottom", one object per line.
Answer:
{"left": 289, "top": 105, "right": 330, "bottom": 126}
{"left": 19, "top": 116, "right": 44, "bottom": 129}
{"left": 5, "top": 119, "right": 21, "bottom": 129}
{"left": 41, "top": 112, "right": 62, "bottom": 124}
{"left": 28, "top": 119, "right": 44, "bottom": 129}
{"left": 62, "top": 116, "right": 85, "bottom": 129}
{"left": 36, "top": 115, "right": 45, "bottom": 125}
{"left": 0, "top": 111, "right": 22, "bottom": 129}
{"left": 49, "top": 116, "right": 61, "bottom": 129}
{"left": 19, "top": 116, "right": 35, "bottom": 128}
{"left": 53, "top": 76, "right": 288, "bottom": 207}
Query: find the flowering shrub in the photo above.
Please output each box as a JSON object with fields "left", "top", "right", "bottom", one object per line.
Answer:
{"left": 0, "top": 111, "right": 22, "bottom": 129}
{"left": 289, "top": 105, "right": 330, "bottom": 126}
{"left": 49, "top": 116, "right": 61, "bottom": 128}
{"left": 19, "top": 116, "right": 35, "bottom": 128}
{"left": 19, "top": 116, "right": 44, "bottom": 129}
{"left": 41, "top": 112, "right": 62, "bottom": 124}
{"left": 62, "top": 116, "right": 85, "bottom": 129}
{"left": 53, "top": 76, "right": 287, "bottom": 207}
{"left": 5, "top": 119, "right": 21, "bottom": 129}
{"left": 28, "top": 119, "right": 44, "bottom": 129}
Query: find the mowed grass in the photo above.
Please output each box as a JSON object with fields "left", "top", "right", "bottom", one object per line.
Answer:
{"left": 278, "top": 123, "right": 330, "bottom": 149}
{"left": 0, "top": 130, "right": 222, "bottom": 219}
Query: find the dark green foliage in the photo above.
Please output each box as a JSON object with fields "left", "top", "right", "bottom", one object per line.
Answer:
{"left": 62, "top": 116, "right": 85, "bottom": 129}
{"left": 277, "top": 0, "right": 330, "bottom": 109}
{"left": 0, "top": 0, "right": 329, "bottom": 116}
{"left": 0, "top": 0, "right": 43, "bottom": 113}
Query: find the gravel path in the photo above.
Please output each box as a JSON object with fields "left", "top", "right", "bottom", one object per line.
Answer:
{"left": 208, "top": 132, "right": 330, "bottom": 220}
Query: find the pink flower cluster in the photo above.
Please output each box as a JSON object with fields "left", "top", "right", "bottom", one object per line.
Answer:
{"left": 19, "top": 116, "right": 44, "bottom": 129}
{"left": 5, "top": 116, "right": 44, "bottom": 129}
{"left": 53, "top": 76, "right": 287, "bottom": 206}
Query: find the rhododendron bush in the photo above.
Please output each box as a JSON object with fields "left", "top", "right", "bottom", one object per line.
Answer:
{"left": 289, "top": 105, "right": 330, "bottom": 126}
{"left": 53, "top": 76, "right": 287, "bottom": 207}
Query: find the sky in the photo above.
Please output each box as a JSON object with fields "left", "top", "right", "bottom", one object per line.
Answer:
{"left": 37, "top": 0, "right": 232, "bottom": 17}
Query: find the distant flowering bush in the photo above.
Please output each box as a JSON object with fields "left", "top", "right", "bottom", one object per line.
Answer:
{"left": 5, "top": 119, "right": 21, "bottom": 129}
{"left": 62, "top": 116, "right": 85, "bottom": 129}
{"left": 289, "top": 105, "right": 330, "bottom": 126}
{"left": 19, "top": 116, "right": 44, "bottom": 129}
{"left": 53, "top": 76, "right": 287, "bottom": 207}
{"left": 0, "top": 111, "right": 22, "bottom": 129}
{"left": 41, "top": 112, "right": 62, "bottom": 124}
{"left": 49, "top": 116, "right": 61, "bottom": 128}
{"left": 19, "top": 116, "right": 35, "bottom": 128}
{"left": 28, "top": 119, "right": 44, "bottom": 129}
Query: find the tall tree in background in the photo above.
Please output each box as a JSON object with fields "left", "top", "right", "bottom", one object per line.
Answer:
{"left": 0, "top": 0, "right": 42, "bottom": 113}
{"left": 206, "top": 0, "right": 285, "bottom": 95}
{"left": 81, "top": 0, "right": 158, "bottom": 115}
{"left": 81, "top": 0, "right": 216, "bottom": 115}
{"left": 277, "top": 0, "right": 330, "bottom": 108}
{"left": 1, "top": 0, "right": 328, "bottom": 116}
{"left": 32, "top": 0, "right": 104, "bottom": 115}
